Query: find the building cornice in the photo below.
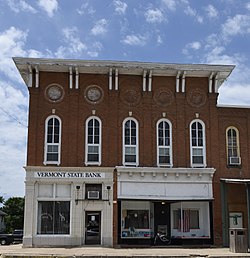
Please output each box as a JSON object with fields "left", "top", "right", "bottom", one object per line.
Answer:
{"left": 13, "top": 57, "right": 235, "bottom": 91}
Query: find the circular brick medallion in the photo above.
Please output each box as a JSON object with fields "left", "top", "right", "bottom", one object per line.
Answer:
{"left": 45, "top": 84, "right": 64, "bottom": 102}
{"left": 84, "top": 85, "right": 104, "bottom": 104}
{"left": 153, "top": 89, "right": 174, "bottom": 106}
{"left": 121, "top": 89, "right": 141, "bottom": 106}
{"left": 187, "top": 89, "right": 207, "bottom": 108}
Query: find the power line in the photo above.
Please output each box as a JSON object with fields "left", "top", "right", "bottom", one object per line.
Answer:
{"left": 0, "top": 106, "right": 28, "bottom": 128}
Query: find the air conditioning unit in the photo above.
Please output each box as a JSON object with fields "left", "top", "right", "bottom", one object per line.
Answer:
{"left": 229, "top": 156, "right": 241, "bottom": 165}
{"left": 87, "top": 191, "right": 99, "bottom": 199}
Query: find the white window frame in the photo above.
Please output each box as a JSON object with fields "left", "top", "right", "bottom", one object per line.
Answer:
{"left": 226, "top": 126, "right": 240, "bottom": 164}
{"left": 44, "top": 115, "right": 62, "bottom": 165}
{"left": 156, "top": 119, "right": 173, "bottom": 167}
{"left": 36, "top": 183, "right": 72, "bottom": 236}
{"left": 190, "top": 119, "right": 206, "bottom": 168}
{"left": 122, "top": 117, "right": 139, "bottom": 166}
{"left": 85, "top": 116, "right": 102, "bottom": 166}
{"left": 171, "top": 201, "right": 210, "bottom": 238}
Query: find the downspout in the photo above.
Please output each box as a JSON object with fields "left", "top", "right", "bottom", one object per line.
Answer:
{"left": 69, "top": 67, "right": 73, "bottom": 89}
{"left": 214, "top": 73, "right": 219, "bottom": 93}
{"left": 75, "top": 67, "right": 79, "bottom": 89}
{"left": 143, "top": 70, "right": 147, "bottom": 92}
{"left": 176, "top": 71, "right": 181, "bottom": 93}
{"left": 35, "top": 66, "right": 39, "bottom": 88}
{"left": 181, "top": 71, "right": 186, "bottom": 93}
{"left": 209, "top": 72, "right": 214, "bottom": 93}
{"left": 115, "top": 69, "right": 118, "bottom": 91}
{"left": 148, "top": 70, "right": 152, "bottom": 92}
{"left": 109, "top": 68, "right": 113, "bottom": 90}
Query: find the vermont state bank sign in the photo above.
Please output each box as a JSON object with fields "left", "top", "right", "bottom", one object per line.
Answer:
{"left": 34, "top": 171, "right": 105, "bottom": 178}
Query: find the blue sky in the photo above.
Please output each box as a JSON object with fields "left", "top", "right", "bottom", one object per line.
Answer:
{"left": 0, "top": 0, "right": 250, "bottom": 198}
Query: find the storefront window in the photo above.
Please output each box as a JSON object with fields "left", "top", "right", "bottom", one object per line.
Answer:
{"left": 173, "top": 209, "right": 199, "bottom": 231}
{"left": 124, "top": 210, "right": 149, "bottom": 229}
{"left": 121, "top": 201, "right": 152, "bottom": 238}
{"left": 171, "top": 202, "right": 210, "bottom": 238}
{"left": 37, "top": 201, "right": 70, "bottom": 234}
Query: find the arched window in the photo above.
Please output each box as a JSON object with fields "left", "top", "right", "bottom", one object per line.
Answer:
{"left": 226, "top": 127, "right": 241, "bottom": 165}
{"left": 157, "top": 119, "right": 173, "bottom": 167}
{"left": 85, "top": 117, "right": 102, "bottom": 165}
{"left": 123, "top": 118, "right": 139, "bottom": 166}
{"left": 190, "top": 119, "right": 206, "bottom": 167}
{"left": 44, "top": 116, "right": 61, "bottom": 165}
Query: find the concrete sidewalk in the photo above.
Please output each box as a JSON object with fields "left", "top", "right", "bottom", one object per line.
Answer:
{"left": 0, "top": 244, "right": 250, "bottom": 258}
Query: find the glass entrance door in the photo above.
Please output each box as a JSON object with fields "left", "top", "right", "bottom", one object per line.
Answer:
{"left": 85, "top": 211, "right": 101, "bottom": 245}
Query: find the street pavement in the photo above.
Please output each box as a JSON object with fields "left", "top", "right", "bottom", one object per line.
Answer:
{"left": 0, "top": 244, "right": 250, "bottom": 257}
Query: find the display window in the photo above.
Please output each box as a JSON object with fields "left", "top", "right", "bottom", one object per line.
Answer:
{"left": 37, "top": 201, "right": 70, "bottom": 234}
{"left": 121, "top": 201, "right": 153, "bottom": 238}
{"left": 37, "top": 183, "right": 71, "bottom": 235}
{"left": 171, "top": 201, "right": 210, "bottom": 238}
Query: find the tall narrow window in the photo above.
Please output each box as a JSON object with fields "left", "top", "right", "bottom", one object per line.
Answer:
{"left": 157, "top": 119, "right": 173, "bottom": 167}
{"left": 226, "top": 127, "right": 241, "bottom": 165}
{"left": 44, "top": 116, "right": 61, "bottom": 165}
{"left": 123, "top": 118, "right": 139, "bottom": 166}
{"left": 85, "top": 117, "right": 101, "bottom": 165}
{"left": 190, "top": 120, "right": 206, "bottom": 167}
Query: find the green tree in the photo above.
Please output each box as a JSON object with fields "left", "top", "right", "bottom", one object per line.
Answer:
{"left": 2, "top": 197, "right": 24, "bottom": 233}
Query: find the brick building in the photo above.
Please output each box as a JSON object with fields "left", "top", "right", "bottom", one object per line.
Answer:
{"left": 13, "top": 57, "right": 250, "bottom": 248}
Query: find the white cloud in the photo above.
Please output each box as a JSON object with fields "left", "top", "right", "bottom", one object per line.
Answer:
{"left": 218, "top": 83, "right": 250, "bottom": 106}
{"left": 204, "top": 46, "right": 243, "bottom": 66}
{"left": 37, "top": 0, "right": 58, "bottom": 17}
{"left": 157, "top": 35, "right": 163, "bottom": 45}
{"left": 184, "top": 6, "right": 203, "bottom": 23}
{"left": 6, "top": 0, "right": 37, "bottom": 13}
{"left": 204, "top": 33, "right": 220, "bottom": 49}
{"left": 145, "top": 8, "right": 165, "bottom": 23}
{"left": 0, "top": 79, "right": 28, "bottom": 197}
{"left": 91, "top": 19, "right": 108, "bottom": 36}
{"left": 246, "top": 2, "right": 250, "bottom": 11}
{"left": 87, "top": 42, "right": 103, "bottom": 57}
{"left": 0, "top": 27, "right": 44, "bottom": 82}
{"left": 55, "top": 27, "right": 104, "bottom": 58}
{"left": 63, "top": 27, "right": 87, "bottom": 52}
{"left": 0, "top": 82, "right": 27, "bottom": 124}
{"left": 222, "top": 15, "right": 250, "bottom": 40}
{"left": 113, "top": 0, "right": 127, "bottom": 15}
{"left": 205, "top": 14, "right": 250, "bottom": 51}
{"left": 77, "top": 2, "right": 95, "bottom": 15}
{"left": 161, "top": 0, "right": 177, "bottom": 11}
{"left": 55, "top": 27, "right": 87, "bottom": 58}
{"left": 203, "top": 45, "right": 250, "bottom": 100}
{"left": 121, "top": 34, "right": 147, "bottom": 46}
{"left": 205, "top": 4, "right": 218, "bottom": 19}
{"left": 0, "top": 27, "right": 27, "bottom": 82}
{"left": 183, "top": 41, "right": 201, "bottom": 55}
{"left": 189, "top": 41, "right": 201, "bottom": 50}
{"left": 200, "top": 13, "right": 250, "bottom": 105}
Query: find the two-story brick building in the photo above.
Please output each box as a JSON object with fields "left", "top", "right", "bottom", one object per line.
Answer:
{"left": 13, "top": 57, "right": 250, "bottom": 248}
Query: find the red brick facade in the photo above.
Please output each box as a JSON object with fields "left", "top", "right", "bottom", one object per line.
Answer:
{"left": 15, "top": 58, "right": 249, "bottom": 247}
